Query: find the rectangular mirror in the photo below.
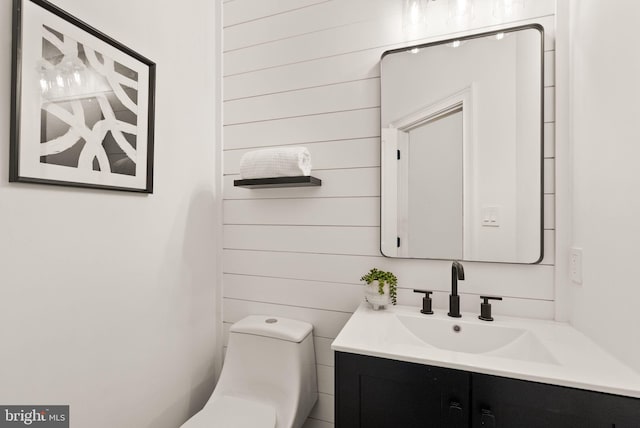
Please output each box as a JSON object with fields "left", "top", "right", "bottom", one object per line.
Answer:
{"left": 380, "top": 25, "right": 544, "bottom": 263}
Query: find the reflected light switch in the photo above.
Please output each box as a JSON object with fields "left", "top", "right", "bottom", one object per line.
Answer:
{"left": 481, "top": 206, "right": 500, "bottom": 227}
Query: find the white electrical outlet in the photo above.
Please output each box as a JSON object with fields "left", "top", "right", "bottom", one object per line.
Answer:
{"left": 570, "top": 247, "right": 583, "bottom": 284}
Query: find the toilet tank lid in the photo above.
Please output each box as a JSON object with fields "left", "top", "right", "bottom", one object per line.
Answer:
{"left": 230, "top": 316, "right": 313, "bottom": 343}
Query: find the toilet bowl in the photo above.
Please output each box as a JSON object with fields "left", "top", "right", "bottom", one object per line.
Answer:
{"left": 181, "top": 315, "right": 318, "bottom": 428}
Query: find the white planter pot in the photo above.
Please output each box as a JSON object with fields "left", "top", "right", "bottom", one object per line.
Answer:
{"left": 365, "top": 280, "right": 391, "bottom": 310}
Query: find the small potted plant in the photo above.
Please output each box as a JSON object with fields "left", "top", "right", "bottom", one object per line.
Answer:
{"left": 360, "top": 268, "right": 397, "bottom": 310}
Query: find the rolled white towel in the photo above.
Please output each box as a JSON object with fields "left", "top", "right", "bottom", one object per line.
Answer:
{"left": 239, "top": 147, "right": 312, "bottom": 179}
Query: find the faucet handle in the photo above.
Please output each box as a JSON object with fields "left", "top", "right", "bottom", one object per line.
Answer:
{"left": 413, "top": 289, "right": 434, "bottom": 315}
{"left": 478, "top": 296, "right": 503, "bottom": 321}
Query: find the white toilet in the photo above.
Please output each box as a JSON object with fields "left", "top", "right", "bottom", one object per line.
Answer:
{"left": 181, "top": 315, "right": 318, "bottom": 428}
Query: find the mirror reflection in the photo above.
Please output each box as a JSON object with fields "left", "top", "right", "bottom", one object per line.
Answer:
{"left": 380, "top": 25, "right": 544, "bottom": 263}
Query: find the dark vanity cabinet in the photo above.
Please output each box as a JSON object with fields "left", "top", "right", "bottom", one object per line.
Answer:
{"left": 471, "top": 373, "right": 640, "bottom": 428}
{"left": 335, "top": 352, "right": 470, "bottom": 428}
{"left": 335, "top": 352, "right": 640, "bottom": 428}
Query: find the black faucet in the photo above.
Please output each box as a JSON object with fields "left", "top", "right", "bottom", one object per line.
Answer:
{"left": 448, "top": 261, "right": 465, "bottom": 318}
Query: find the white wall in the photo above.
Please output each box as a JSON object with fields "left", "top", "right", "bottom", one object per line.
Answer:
{"left": 563, "top": 0, "right": 640, "bottom": 373}
{"left": 222, "top": 0, "right": 556, "bottom": 426}
{"left": 0, "top": 1, "right": 220, "bottom": 427}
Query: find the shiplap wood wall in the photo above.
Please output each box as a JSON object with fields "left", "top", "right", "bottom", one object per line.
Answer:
{"left": 222, "top": 1, "right": 557, "bottom": 426}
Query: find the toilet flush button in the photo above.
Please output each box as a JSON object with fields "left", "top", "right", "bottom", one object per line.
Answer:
{"left": 265, "top": 318, "right": 278, "bottom": 324}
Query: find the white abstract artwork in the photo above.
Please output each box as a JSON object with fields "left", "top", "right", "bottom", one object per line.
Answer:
{"left": 11, "top": 0, "right": 155, "bottom": 192}
{"left": 40, "top": 24, "right": 140, "bottom": 176}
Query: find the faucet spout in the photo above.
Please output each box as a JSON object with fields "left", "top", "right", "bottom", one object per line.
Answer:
{"left": 451, "top": 261, "right": 465, "bottom": 296}
{"left": 448, "top": 261, "right": 465, "bottom": 318}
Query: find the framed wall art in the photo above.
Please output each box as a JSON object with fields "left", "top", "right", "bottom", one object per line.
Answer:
{"left": 10, "top": 0, "right": 156, "bottom": 193}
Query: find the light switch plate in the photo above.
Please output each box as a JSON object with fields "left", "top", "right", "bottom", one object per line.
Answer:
{"left": 481, "top": 206, "right": 500, "bottom": 227}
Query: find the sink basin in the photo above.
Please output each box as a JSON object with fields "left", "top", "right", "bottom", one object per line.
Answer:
{"left": 332, "top": 303, "right": 640, "bottom": 398}
{"left": 397, "top": 314, "right": 558, "bottom": 365}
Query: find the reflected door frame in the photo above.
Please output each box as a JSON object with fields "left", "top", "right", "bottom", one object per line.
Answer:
{"left": 389, "top": 84, "right": 477, "bottom": 259}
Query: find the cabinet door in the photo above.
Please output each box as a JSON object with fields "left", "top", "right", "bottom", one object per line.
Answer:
{"left": 472, "top": 373, "right": 640, "bottom": 428}
{"left": 335, "top": 352, "right": 470, "bottom": 428}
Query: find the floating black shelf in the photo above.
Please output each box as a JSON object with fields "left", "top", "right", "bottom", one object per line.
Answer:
{"left": 233, "top": 176, "right": 322, "bottom": 189}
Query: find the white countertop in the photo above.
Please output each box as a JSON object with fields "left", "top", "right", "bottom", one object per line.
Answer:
{"left": 332, "top": 303, "right": 640, "bottom": 398}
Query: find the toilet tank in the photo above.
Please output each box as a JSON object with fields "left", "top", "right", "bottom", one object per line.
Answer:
{"left": 215, "top": 316, "right": 318, "bottom": 428}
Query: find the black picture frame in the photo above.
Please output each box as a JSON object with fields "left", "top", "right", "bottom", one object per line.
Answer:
{"left": 10, "top": 0, "right": 156, "bottom": 193}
